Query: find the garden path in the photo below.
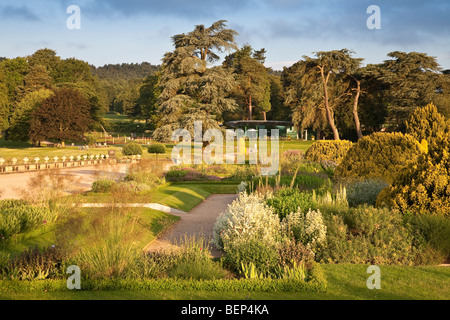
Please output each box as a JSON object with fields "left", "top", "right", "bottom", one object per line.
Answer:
{"left": 144, "top": 194, "right": 238, "bottom": 258}
{"left": 0, "top": 163, "right": 129, "bottom": 200}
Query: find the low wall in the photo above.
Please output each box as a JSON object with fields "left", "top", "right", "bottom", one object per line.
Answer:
{"left": 0, "top": 158, "right": 140, "bottom": 174}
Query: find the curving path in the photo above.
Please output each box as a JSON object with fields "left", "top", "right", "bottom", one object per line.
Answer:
{"left": 144, "top": 194, "right": 238, "bottom": 258}
{"left": 0, "top": 163, "right": 129, "bottom": 200}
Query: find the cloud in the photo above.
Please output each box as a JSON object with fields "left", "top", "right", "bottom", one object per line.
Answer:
{"left": 59, "top": 0, "right": 253, "bottom": 19}
{"left": 257, "top": 0, "right": 450, "bottom": 46}
{"left": 0, "top": 4, "right": 41, "bottom": 21}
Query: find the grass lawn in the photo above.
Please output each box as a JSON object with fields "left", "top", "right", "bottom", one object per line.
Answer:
{"left": 1, "top": 264, "right": 448, "bottom": 300}
{"left": 75, "top": 182, "right": 239, "bottom": 212}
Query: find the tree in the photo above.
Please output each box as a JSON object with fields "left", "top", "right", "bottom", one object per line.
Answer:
{"left": 8, "top": 88, "right": 54, "bottom": 141}
{"left": 304, "top": 49, "right": 363, "bottom": 140}
{"left": 0, "top": 57, "right": 29, "bottom": 136}
{"left": 283, "top": 59, "right": 328, "bottom": 139}
{"left": 266, "top": 74, "right": 289, "bottom": 121}
{"left": 153, "top": 21, "right": 238, "bottom": 141}
{"left": 132, "top": 73, "right": 161, "bottom": 128}
{"left": 27, "top": 48, "right": 60, "bottom": 77}
{"left": 224, "top": 45, "right": 271, "bottom": 120}
{"left": 377, "top": 51, "right": 441, "bottom": 129}
{"left": 171, "top": 20, "right": 238, "bottom": 63}
{"left": 29, "top": 88, "right": 93, "bottom": 144}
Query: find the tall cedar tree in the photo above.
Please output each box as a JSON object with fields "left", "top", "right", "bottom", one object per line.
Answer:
{"left": 29, "top": 88, "right": 93, "bottom": 144}
{"left": 154, "top": 20, "right": 238, "bottom": 141}
{"left": 377, "top": 51, "right": 441, "bottom": 129}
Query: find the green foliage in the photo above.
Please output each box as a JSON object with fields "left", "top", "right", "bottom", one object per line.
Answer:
{"left": 29, "top": 87, "right": 94, "bottom": 143}
{"left": 280, "top": 209, "right": 327, "bottom": 253}
{"left": 154, "top": 20, "right": 238, "bottom": 141}
{"left": 377, "top": 51, "right": 441, "bottom": 128}
{"left": 213, "top": 193, "right": 280, "bottom": 274}
{"left": 165, "top": 167, "right": 220, "bottom": 182}
{"left": 345, "top": 179, "right": 389, "bottom": 207}
{"left": 408, "top": 214, "right": 450, "bottom": 262}
{"left": 335, "top": 132, "right": 422, "bottom": 183}
{"left": 0, "top": 267, "right": 327, "bottom": 292}
{"left": 223, "top": 45, "right": 271, "bottom": 120}
{"left": 305, "top": 140, "right": 353, "bottom": 165}
{"left": 113, "top": 181, "right": 152, "bottom": 193}
{"left": 318, "top": 206, "right": 434, "bottom": 265}
{"left": 121, "top": 142, "right": 143, "bottom": 155}
{"left": 266, "top": 188, "right": 315, "bottom": 220}
{"left": 406, "top": 103, "right": 450, "bottom": 146}
{"left": 0, "top": 201, "right": 57, "bottom": 240}
{"left": 91, "top": 179, "right": 116, "bottom": 193}
{"left": 1, "top": 246, "right": 65, "bottom": 280}
{"left": 147, "top": 143, "right": 166, "bottom": 154}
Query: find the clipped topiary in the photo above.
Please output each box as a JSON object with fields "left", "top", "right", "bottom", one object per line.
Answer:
{"left": 148, "top": 143, "right": 166, "bottom": 154}
{"left": 122, "top": 142, "right": 143, "bottom": 156}
{"left": 305, "top": 140, "right": 353, "bottom": 165}
{"left": 335, "top": 132, "right": 423, "bottom": 183}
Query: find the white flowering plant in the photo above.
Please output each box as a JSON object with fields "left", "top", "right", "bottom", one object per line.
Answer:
{"left": 212, "top": 192, "right": 281, "bottom": 272}
{"left": 281, "top": 208, "right": 327, "bottom": 253}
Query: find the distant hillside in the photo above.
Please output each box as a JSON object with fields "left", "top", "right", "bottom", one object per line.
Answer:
{"left": 91, "top": 62, "right": 160, "bottom": 80}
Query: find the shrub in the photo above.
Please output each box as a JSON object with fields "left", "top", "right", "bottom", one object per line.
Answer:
{"left": 148, "top": 143, "right": 166, "bottom": 154}
{"left": 346, "top": 179, "right": 389, "bottom": 207}
{"left": 318, "top": 206, "right": 431, "bottom": 265}
{"left": 266, "top": 188, "right": 315, "bottom": 220}
{"left": 408, "top": 214, "right": 450, "bottom": 263}
{"left": 304, "top": 140, "right": 353, "bottom": 165}
{"left": 165, "top": 167, "right": 220, "bottom": 182}
{"left": 406, "top": 103, "right": 449, "bottom": 149}
{"left": 249, "top": 174, "right": 328, "bottom": 194}
{"left": 1, "top": 246, "right": 65, "bottom": 280}
{"left": 213, "top": 193, "right": 281, "bottom": 273}
{"left": 91, "top": 179, "right": 115, "bottom": 193}
{"left": 277, "top": 238, "right": 315, "bottom": 269}
{"left": 281, "top": 209, "right": 327, "bottom": 253}
{"left": 376, "top": 135, "right": 450, "bottom": 215}
{"left": 280, "top": 150, "right": 304, "bottom": 175}
{"left": 0, "top": 202, "right": 57, "bottom": 240}
{"left": 335, "top": 132, "right": 422, "bottom": 183}
{"left": 226, "top": 165, "right": 256, "bottom": 181}
{"left": 113, "top": 181, "right": 152, "bottom": 193}
{"left": 121, "top": 142, "right": 143, "bottom": 156}
{"left": 166, "top": 235, "right": 227, "bottom": 280}
{"left": 124, "top": 159, "right": 165, "bottom": 187}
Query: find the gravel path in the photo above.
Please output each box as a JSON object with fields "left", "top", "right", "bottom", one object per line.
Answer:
{"left": 144, "top": 194, "right": 238, "bottom": 258}
{"left": 0, "top": 164, "right": 129, "bottom": 200}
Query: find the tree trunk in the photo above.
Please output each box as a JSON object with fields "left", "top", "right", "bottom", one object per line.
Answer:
{"left": 263, "top": 111, "right": 267, "bottom": 121}
{"left": 320, "top": 67, "right": 340, "bottom": 140}
{"left": 248, "top": 96, "right": 253, "bottom": 120}
{"left": 352, "top": 79, "right": 363, "bottom": 140}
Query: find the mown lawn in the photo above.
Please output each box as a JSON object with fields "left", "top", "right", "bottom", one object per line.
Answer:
{"left": 75, "top": 182, "right": 240, "bottom": 212}
{"left": 1, "top": 264, "right": 448, "bottom": 300}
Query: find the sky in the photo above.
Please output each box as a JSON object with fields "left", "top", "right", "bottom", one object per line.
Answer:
{"left": 0, "top": 0, "right": 449, "bottom": 70}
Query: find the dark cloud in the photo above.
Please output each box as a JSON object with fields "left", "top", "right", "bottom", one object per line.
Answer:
{"left": 0, "top": 5, "right": 41, "bottom": 21}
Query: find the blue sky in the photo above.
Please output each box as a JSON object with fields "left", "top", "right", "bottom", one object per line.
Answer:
{"left": 1, "top": 0, "right": 449, "bottom": 70}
